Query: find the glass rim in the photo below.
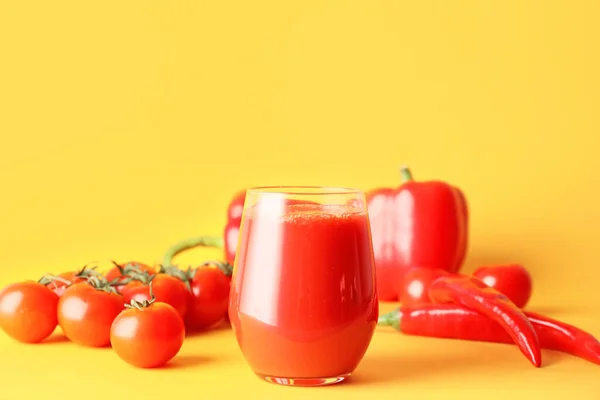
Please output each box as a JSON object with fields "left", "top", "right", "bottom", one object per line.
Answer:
{"left": 246, "top": 186, "right": 364, "bottom": 196}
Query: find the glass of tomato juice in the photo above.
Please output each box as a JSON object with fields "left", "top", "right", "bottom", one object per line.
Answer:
{"left": 228, "top": 186, "right": 378, "bottom": 386}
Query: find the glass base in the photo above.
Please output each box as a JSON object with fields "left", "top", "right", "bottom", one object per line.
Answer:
{"left": 256, "top": 373, "right": 350, "bottom": 387}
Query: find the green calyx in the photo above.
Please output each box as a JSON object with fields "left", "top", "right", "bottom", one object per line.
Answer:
{"left": 158, "top": 260, "right": 233, "bottom": 292}
{"left": 158, "top": 264, "right": 193, "bottom": 291}
{"left": 105, "top": 261, "right": 153, "bottom": 289}
{"left": 37, "top": 263, "right": 103, "bottom": 288}
{"left": 114, "top": 261, "right": 148, "bottom": 276}
{"left": 125, "top": 282, "right": 156, "bottom": 310}
{"left": 86, "top": 275, "right": 120, "bottom": 294}
{"left": 198, "top": 260, "right": 233, "bottom": 277}
{"left": 377, "top": 309, "right": 401, "bottom": 331}
{"left": 75, "top": 263, "right": 103, "bottom": 278}
{"left": 159, "top": 264, "right": 191, "bottom": 282}
{"left": 128, "top": 270, "right": 156, "bottom": 286}
{"left": 38, "top": 274, "right": 72, "bottom": 286}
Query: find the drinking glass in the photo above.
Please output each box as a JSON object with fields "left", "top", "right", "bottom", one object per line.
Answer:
{"left": 228, "top": 186, "right": 378, "bottom": 386}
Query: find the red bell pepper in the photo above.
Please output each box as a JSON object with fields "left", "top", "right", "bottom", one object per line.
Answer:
{"left": 366, "top": 166, "right": 468, "bottom": 301}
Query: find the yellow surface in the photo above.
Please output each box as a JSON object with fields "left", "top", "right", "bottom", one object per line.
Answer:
{"left": 1, "top": 0, "right": 599, "bottom": 398}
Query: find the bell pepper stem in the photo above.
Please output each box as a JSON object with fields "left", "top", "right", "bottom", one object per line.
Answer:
{"left": 400, "top": 165, "right": 413, "bottom": 183}
{"left": 162, "top": 236, "right": 224, "bottom": 268}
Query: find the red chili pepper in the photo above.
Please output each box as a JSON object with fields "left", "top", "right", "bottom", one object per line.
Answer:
{"left": 366, "top": 166, "right": 468, "bottom": 301}
{"left": 428, "top": 275, "right": 541, "bottom": 367}
{"left": 378, "top": 304, "right": 600, "bottom": 366}
{"left": 524, "top": 311, "right": 600, "bottom": 365}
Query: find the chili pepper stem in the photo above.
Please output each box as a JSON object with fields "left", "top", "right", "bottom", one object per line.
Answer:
{"left": 400, "top": 165, "right": 414, "bottom": 183}
{"left": 377, "top": 309, "right": 400, "bottom": 330}
{"left": 162, "top": 236, "right": 224, "bottom": 267}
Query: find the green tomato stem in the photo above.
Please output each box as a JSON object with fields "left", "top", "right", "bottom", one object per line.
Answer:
{"left": 162, "top": 236, "right": 224, "bottom": 268}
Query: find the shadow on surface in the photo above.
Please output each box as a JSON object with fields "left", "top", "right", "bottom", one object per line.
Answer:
{"left": 41, "top": 333, "right": 70, "bottom": 345}
{"left": 540, "top": 350, "right": 571, "bottom": 367}
{"left": 346, "top": 353, "right": 491, "bottom": 386}
{"left": 163, "top": 355, "right": 214, "bottom": 369}
{"left": 346, "top": 336, "right": 549, "bottom": 386}
{"left": 185, "top": 320, "right": 232, "bottom": 337}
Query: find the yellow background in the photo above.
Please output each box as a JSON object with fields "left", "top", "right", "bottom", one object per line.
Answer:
{"left": 1, "top": 1, "right": 599, "bottom": 398}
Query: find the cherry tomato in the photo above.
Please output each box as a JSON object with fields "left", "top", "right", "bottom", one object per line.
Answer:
{"left": 473, "top": 264, "right": 532, "bottom": 308}
{"left": 0, "top": 281, "right": 59, "bottom": 343}
{"left": 110, "top": 301, "right": 185, "bottom": 368}
{"left": 223, "top": 275, "right": 232, "bottom": 324}
{"left": 58, "top": 280, "right": 124, "bottom": 347}
{"left": 121, "top": 274, "right": 188, "bottom": 319}
{"left": 41, "top": 272, "right": 81, "bottom": 297}
{"left": 105, "top": 262, "right": 156, "bottom": 293}
{"left": 41, "top": 266, "right": 101, "bottom": 297}
{"left": 185, "top": 265, "right": 231, "bottom": 331}
{"left": 399, "top": 267, "right": 452, "bottom": 305}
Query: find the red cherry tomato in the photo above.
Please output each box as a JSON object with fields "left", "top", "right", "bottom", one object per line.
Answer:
{"left": 185, "top": 265, "right": 231, "bottom": 331}
{"left": 121, "top": 274, "right": 188, "bottom": 319}
{"left": 473, "top": 264, "right": 532, "bottom": 308}
{"left": 399, "top": 267, "right": 452, "bottom": 305}
{"left": 57, "top": 280, "right": 124, "bottom": 347}
{"left": 42, "top": 272, "right": 82, "bottom": 297}
{"left": 41, "top": 266, "right": 101, "bottom": 297}
{"left": 110, "top": 301, "right": 185, "bottom": 368}
{"left": 0, "top": 281, "right": 59, "bottom": 343}
{"left": 105, "top": 262, "right": 156, "bottom": 293}
{"left": 223, "top": 275, "right": 232, "bottom": 324}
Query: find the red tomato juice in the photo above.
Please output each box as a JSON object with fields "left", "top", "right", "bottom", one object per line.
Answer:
{"left": 229, "top": 202, "right": 378, "bottom": 380}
